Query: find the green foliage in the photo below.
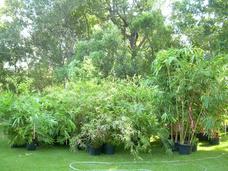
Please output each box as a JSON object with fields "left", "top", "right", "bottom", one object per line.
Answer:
{"left": 0, "top": 91, "right": 15, "bottom": 122}
{"left": 69, "top": 24, "right": 129, "bottom": 78}
{"left": 0, "top": 0, "right": 227, "bottom": 89}
{"left": 1, "top": 94, "right": 56, "bottom": 145}
{"left": 1, "top": 78, "right": 169, "bottom": 155}
{"left": 5, "top": 76, "right": 33, "bottom": 94}
{"left": 72, "top": 115, "right": 116, "bottom": 148}
{"left": 0, "top": 64, "right": 226, "bottom": 156}
{"left": 172, "top": 0, "right": 228, "bottom": 55}
{"left": 67, "top": 79, "right": 170, "bottom": 156}
{"left": 41, "top": 87, "right": 77, "bottom": 144}
{"left": 152, "top": 48, "right": 228, "bottom": 144}
{"left": 0, "top": 0, "right": 227, "bottom": 159}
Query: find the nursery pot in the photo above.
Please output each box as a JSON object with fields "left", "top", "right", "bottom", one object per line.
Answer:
{"left": 103, "top": 144, "right": 115, "bottom": 155}
{"left": 172, "top": 142, "right": 179, "bottom": 152}
{"left": 209, "top": 137, "right": 220, "bottom": 145}
{"left": 196, "top": 133, "right": 209, "bottom": 141}
{"left": 178, "top": 144, "right": 192, "bottom": 155}
{"left": 11, "top": 144, "right": 26, "bottom": 148}
{"left": 26, "top": 142, "right": 37, "bottom": 151}
{"left": 87, "top": 145, "right": 102, "bottom": 155}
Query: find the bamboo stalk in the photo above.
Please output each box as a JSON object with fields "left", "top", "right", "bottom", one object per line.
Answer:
{"left": 180, "top": 100, "right": 185, "bottom": 144}
{"left": 190, "top": 108, "right": 203, "bottom": 144}
{"left": 33, "top": 123, "right": 36, "bottom": 140}
{"left": 184, "top": 122, "right": 189, "bottom": 143}
{"left": 170, "top": 123, "right": 173, "bottom": 142}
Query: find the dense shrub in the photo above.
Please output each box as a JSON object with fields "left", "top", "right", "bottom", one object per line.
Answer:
{"left": 152, "top": 48, "right": 228, "bottom": 144}
{"left": 68, "top": 79, "right": 170, "bottom": 156}
{"left": 1, "top": 93, "right": 56, "bottom": 145}
{"left": 1, "top": 79, "right": 170, "bottom": 156}
{"left": 0, "top": 91, "right": 15, "bottom": 122}
{"left": 0, "top": 48, "right": 226, "bottom": 157}
{"left": 41, "top": 87, "right": 78, "bottom": 145}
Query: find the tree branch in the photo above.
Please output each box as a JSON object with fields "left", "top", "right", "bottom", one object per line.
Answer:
{"left": 137, "top": 36, "right": 147, "bottom": 49}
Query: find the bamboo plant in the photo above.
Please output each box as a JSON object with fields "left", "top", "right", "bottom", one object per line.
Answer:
{"left": 153, "top": 48, "right": 227, "bottom": 147}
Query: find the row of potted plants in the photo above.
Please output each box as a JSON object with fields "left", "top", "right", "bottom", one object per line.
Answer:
{"left": 0, "top": 80, "right": 168, "bottom": 156}
{"left": 0, "top": 48, "right": 226, "bottom": 156}
{"left": 196, "top": 132, "right": 220, "bottom": 145}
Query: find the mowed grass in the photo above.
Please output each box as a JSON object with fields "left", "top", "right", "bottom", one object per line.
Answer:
{"left": 0, "top": 129, "right": 228, "bottom": 171}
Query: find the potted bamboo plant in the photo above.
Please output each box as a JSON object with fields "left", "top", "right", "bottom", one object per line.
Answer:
{"left": 101, "top": 115, "right": 119, "bottom": 155}
{"left": 209, "top": 131, "right": 220, "bottom": 145}
{"left": 103, "top": 134, "right": 116, "bottom": 155}
{"left": 27, "top": 114, "right": 41, "bottom": 151}
{"left": 26, "top": 121, "right": 37, "bottom": 151}
{"left": 153, "top": 48, "right": 227, "bottom": 155}
{"left": 26, "top": 112, "right": 57, "bottom": 150}
{"left": 79, "top": 118, "right": 105, "bottom": 155}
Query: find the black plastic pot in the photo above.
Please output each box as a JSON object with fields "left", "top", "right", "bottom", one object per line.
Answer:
{"left": 87, "top": 145, "right": 102, "bottom": 155}
{"left": 26, "top": 142, "right": 37, "bottom": 151}
{"left": 172, "top": 142, "right": 179, "bottom": 152}
{"left": 191, "top": 144, "right": 198, "bottom": 152}
{"left": 103, "top": 144, "right": 115, "bottom": 155}
{"left": 11, "top": 144, "right": 26, "bottom": 148}
{"left": 209, "top": 137, "right": 220, "bottom": 145}
{"left": 196, "top": 133, "right": 209, "bottom": 141}
{"left": 178, "top": 144, "right": 192, "bottom": 155}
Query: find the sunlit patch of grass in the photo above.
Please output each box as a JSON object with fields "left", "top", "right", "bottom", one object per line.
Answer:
{"left": 198, "top": 135, "right": 228, "bottom": 152}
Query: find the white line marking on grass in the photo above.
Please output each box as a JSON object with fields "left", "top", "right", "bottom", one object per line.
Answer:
{"left": 69, "top": 153, "right": 227, "bottom": 171}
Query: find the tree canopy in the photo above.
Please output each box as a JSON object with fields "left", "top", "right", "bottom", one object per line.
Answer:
{"left": 0, "top": 0, "right": 227, "bottom": 89}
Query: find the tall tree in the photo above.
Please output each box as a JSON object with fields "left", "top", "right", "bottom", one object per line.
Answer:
{"left": 172, "top": 0, "right": 228, "bottom": 55}
{"left": 73, "top": 0, "right": 172, "bottom": 76}
{"left": 0, "top": 0, "right": 32, "bottom": 87}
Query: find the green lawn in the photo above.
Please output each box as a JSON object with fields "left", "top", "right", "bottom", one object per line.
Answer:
{"left": 0, "top": 130, "right": 228, "bottom": 171}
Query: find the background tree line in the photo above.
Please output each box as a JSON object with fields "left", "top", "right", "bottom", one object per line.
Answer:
{"left": 0, "top": 0, "right": 227, "bottom": 90}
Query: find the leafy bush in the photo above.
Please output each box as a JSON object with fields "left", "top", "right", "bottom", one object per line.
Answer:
{"left": 0, "top": 91, "right": 15, "bottom": 122}
{"left": 152, "top": 48, "right": 228, "bottom": 145}
{"left": 1, "top": 94, "right": 56, "bottom": 145}
{"left": 41, "top": 87, "right": 77, "bottom": 145}
{"left": 111, "top": 80, "right": 170, "bottom": 154}
{"left": 2, "top": 56, "right": 225, "bottom": 156}
{"left": 69, "top": 79, "right": 170, "bottom": 156}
